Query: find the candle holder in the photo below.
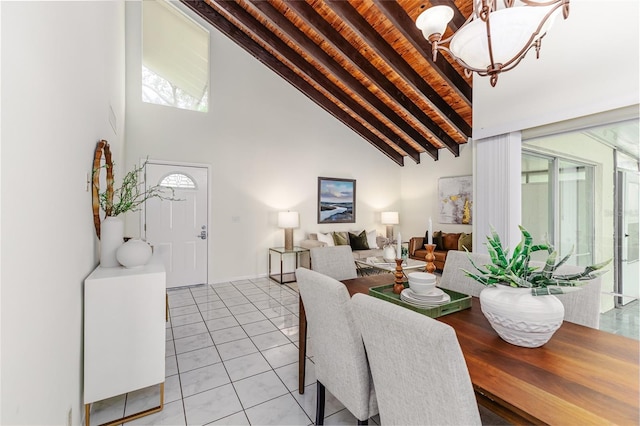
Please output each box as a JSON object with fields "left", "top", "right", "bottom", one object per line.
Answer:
{"left": 393, "top": 259, "right": 405, "bottom": 294}
{"left": 424, "top": 244, "right": 437, "bottom": 274}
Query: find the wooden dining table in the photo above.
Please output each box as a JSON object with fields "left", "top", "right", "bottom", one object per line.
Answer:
{"left": 297, "top": 273, "right": 640, "bottom": 425}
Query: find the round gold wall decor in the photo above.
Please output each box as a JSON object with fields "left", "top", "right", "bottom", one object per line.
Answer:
{"left": 92, "top": 140, "right": 114, "bottom": 239}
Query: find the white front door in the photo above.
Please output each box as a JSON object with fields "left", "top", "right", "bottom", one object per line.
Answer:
{"left": 144, "top": 163, "right": 208, "bottom": 288}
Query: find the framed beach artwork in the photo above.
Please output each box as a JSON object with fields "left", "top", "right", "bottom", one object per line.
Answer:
{"left": 438, "top": 175, "right": 472, "bottom": 224}
{"left": 317, "top": 177, "right": 356, "bottom": 223}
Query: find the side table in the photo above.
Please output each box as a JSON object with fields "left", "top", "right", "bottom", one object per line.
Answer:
{"left": 269, "top": 246, "right": 309, "bottom": 284}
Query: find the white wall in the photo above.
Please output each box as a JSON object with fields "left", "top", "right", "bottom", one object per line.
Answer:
{"left": 400, "top": 145, "right": 473, "bottom": 239}
{"left": 0, "top": 1, "right": 125, "bottom": 424}
{"left": 124, "top": 2, "right": 403, "bottom": 283}
{"left": 474, "top": 0, "right": 640, "bottom": 139}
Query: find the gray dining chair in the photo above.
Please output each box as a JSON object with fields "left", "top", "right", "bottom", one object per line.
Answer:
{"left": 352, "top": 293, "right": 481, "bottom": 425}
{"left": 546, "top": 262, "right": 603, "bottom": 329}
{"left": 295, "top": 267, "right": 378, "bottom": 425}
{"left": 310, "top": 246, "right": 357, "bottom": 281}
{"left": 440, "top": 250, "right": 489, "bottom": 297}
{"left": 442, "top": 250, "right": 602, "bottom": 328}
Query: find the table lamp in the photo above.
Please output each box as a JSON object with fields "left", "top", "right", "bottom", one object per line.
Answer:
{"left": 381, "top": 211, "right": 399, "bottom": 239}
{"left": 278, "top": 211, "right": 299, "bottom": 251}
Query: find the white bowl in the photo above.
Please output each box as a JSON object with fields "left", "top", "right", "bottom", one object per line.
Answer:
{"left": 408, "top": 272, "right": 436, "bottom": 294}
{"left": 407, "top": 272, "right": 436, "bottom": 284}
{"left": 409, "top": 280, "right": 436, "bottom": 295}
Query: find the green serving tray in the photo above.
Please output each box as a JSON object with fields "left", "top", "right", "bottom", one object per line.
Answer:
{"left": 368, "top": 284, "right": 472, "bottom": 319}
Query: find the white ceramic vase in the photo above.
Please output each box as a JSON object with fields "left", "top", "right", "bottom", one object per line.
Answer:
{"left": 479, "top": 286, "right": 565, "bottom": 348}
{"left": 383, "top": 245, "right": 396, "bottom": 261}
{"left": 100, "top": 216, "right": 124, "bottom": 268}
{"left": 116, "top": 239, "right": 152, "bottom": 269}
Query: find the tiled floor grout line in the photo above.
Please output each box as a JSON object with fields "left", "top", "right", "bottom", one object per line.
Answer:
{"left": 204, "top": 282, "right": 296, "bottom": 424}
{"left": 164, "top": 280, "right": 314, "bottom": 425}
{"left": 207, "top": 281, "right": 312, "bottom": 424}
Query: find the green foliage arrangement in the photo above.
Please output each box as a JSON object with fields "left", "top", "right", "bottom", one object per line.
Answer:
{"left": 95, "top": 160, "right": 177, "bottom": 217}
{"left": 463, "top": 225, "right": 610, "bottom": 296}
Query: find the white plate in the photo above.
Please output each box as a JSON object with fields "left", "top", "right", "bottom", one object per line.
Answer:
{"left": 401, "top": 289, "right": 450, "bottom": 307}
{"left": 404, "top": 287, "right": 444, "bottom": 300}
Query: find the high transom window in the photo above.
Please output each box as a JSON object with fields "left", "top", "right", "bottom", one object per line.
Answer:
{"left": 142, "top": 0, "right": 209, "bottom": 112}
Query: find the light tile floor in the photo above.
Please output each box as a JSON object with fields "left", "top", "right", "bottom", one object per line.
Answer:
{"left": 87, "top": 277, "right": 379, "bottom": 426}
{"left": 600, "top": 300, "right": 639, "bottom": 339}
{"left": 87, "top": 277, "right": 639, "bottom": 425}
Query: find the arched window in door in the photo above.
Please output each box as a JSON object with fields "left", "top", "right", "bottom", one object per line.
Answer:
{"left": 159, "top": 173, "right": 196, "bottom": 189}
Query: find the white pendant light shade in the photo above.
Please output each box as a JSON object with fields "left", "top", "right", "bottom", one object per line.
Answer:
{"left": 450, "top": 5, "right": 556, "bottom": 70}
{"left": 415, "top": 0, "right": 569, "bottom": 86}
{"left": 416, "top": 5, "right": 454, "bottom": 40}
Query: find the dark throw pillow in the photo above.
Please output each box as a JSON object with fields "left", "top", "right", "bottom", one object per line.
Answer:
{"left": 349, "top": 230, "right": 370, "bottom": 250}
{"left": 433, "top": 231, "right": 444, "bottom": 250}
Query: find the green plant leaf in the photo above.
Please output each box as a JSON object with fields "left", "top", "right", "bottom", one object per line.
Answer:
{"left": 459, "top": 225, "right": 612, "bottom": 292}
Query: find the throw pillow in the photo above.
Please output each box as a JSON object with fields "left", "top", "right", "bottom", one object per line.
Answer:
{"left": 349, "top": 230, "right": 370, "bottom": 250}
{"left": 442, "top": 233, "right": 462, "bottom": 251}
{"left": 458, "top": 232, "right": 473, "bottom": 252}
{"left": 366, "top": 230, "right": 379, "bottom": 249}
{"left": 433, "top": 231, "right": 444, "bottom": 250}
{"left": 317, "top": 231, "right": 335, "bottom": 247}
{"left": 332, "top": 231, "right": 349, "bottom": 246}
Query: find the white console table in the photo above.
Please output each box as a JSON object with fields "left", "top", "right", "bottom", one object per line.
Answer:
{"left": 84, "top": 257, "right": 166, "bottom": 426}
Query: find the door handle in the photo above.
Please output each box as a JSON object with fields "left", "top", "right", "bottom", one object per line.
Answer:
{"left": 197, "top": 230, "right": 207, "bottom": 240}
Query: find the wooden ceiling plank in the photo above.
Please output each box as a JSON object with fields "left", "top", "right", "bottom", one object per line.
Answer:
{"left": 249, "top": 0, "right": 432, "bottom": 160}
{"left": 326, "top": 0, "right": 471, "bottom": 140}
{"left": 211, "top": 0, "right": 422, "bottom": 163}
{"left": 284, "top": 0, "right": 440, "bottom": 159}
{"left": 374, "top": 0, "right": 471, "bottom": 104}
{"left": 181, "top": 0, "right": 405, "bottom": 166}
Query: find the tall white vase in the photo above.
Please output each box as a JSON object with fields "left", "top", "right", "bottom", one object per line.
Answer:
{"left": 480, "top": 286, "right": 565, "bottom": 348}
{"left": 100, "top": 216, "right": 124, "bottom": 267}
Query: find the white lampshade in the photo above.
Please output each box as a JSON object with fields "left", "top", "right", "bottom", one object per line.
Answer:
{"left": 381, "top": 211, "right": 399, "bottom": 225}
{"left": 450, "top": 5, "right": 556, "bottom": 70}
{"left": 278, "top": 211, "right": 299, "bottom": 229}
{"left": 416, "top": 5, "right": 454, "bottom": 40}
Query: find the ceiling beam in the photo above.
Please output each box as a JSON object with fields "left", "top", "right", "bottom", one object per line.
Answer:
{"left": 180, "top": 0, "right": 405, "bottom": 165}
{"left": 373, "top": 0, "right": 471, "bottom": 105}
{"left": 326, "top": 0, "right": 471, "bottom": 147}
{"left": 282, "top": 0, "right": 441, "bottom": 160}
{"left": 209, "top": 0, "right": 422, "bottom": 163}
{"left": 249, "top": 0, "right": 436, "bottom": 160}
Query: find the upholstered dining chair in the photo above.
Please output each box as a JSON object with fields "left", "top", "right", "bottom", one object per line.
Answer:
{"left": 295, "top": 267, "right": 378, "bottom": 425}
{"left": 442, "top": 250, "right": 603, "bottom": 328}
{"left": 351, "top": 293, "right": 481, "bottom": 426}
{"left": 309, "top": 245, "right": 357, "bottom": 281}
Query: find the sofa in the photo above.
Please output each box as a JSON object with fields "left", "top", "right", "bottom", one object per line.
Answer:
{"left": 408, "top": 231, "right": 472, "bottom": 271}
{"left": 299, "top": 230, "right": 387, "bottom": 260}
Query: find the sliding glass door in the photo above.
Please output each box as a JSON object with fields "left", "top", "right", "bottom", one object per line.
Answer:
{"left": 522, "top": 153, "right": 595, "bottom": 266}
{"left": 616, "top": 164, "right": 640, "bottom": 306}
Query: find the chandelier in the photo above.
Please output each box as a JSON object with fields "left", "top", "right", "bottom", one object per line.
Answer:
{"left": 416, "top": 0, "right": 570, "bottom": 87}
